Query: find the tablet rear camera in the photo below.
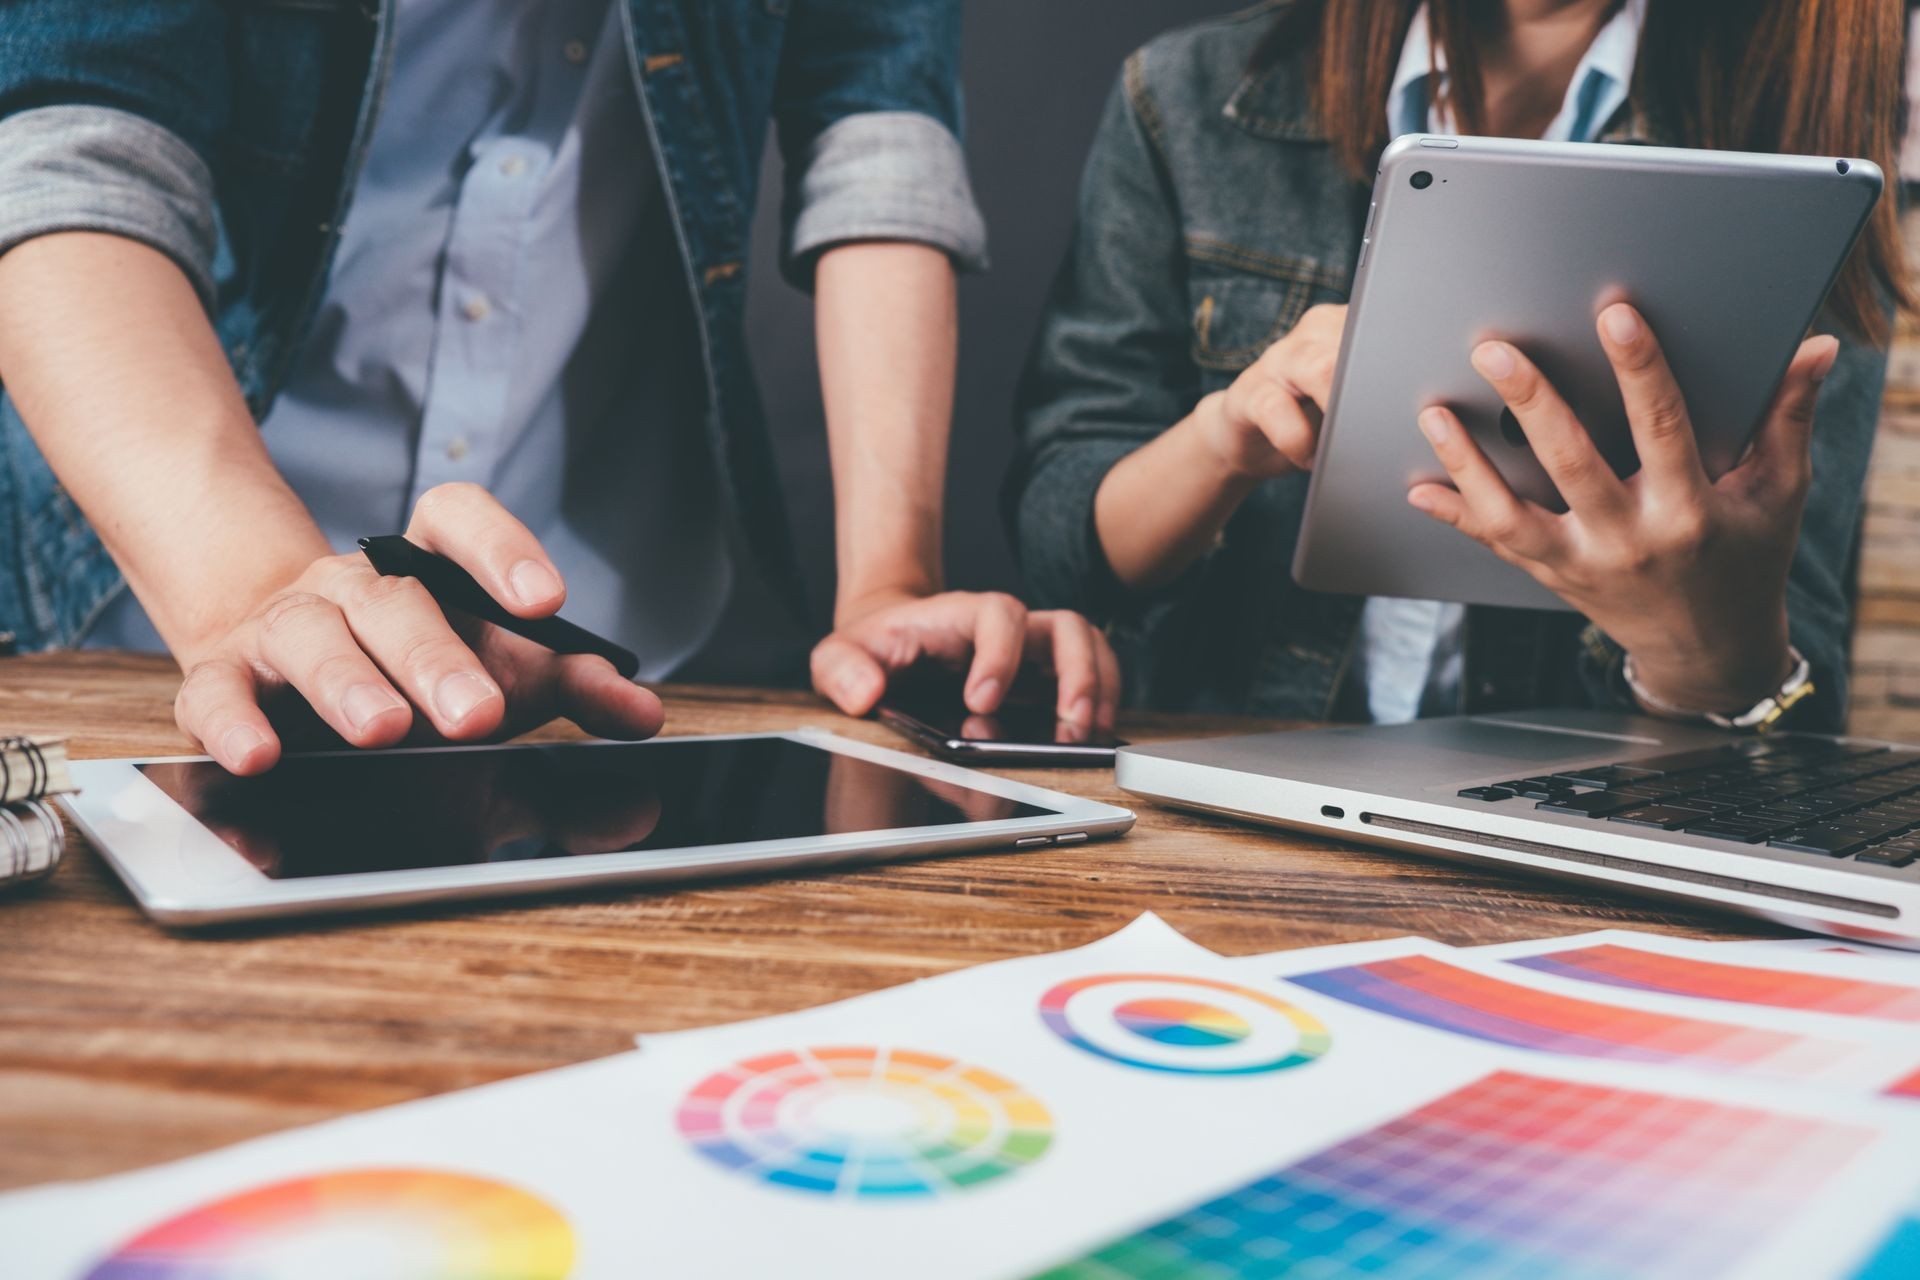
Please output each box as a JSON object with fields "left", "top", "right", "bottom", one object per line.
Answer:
{"left": 1836, "top": 159, "right": 1851, "bottom": 175}
{"left": 1410, "top": 170, "right": 1434, "bottom": 190}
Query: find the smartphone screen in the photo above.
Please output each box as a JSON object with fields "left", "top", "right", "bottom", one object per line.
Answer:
{"left": 877, "top": 669, "right": 1123, "bottom": 761}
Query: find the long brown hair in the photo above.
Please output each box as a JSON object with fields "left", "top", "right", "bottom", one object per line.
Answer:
{"left": 1260, "top": 0, "right": 1914, "bottom": 344}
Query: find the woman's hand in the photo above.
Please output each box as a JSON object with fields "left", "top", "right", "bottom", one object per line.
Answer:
{"left": 1408, "top": 302, "right": 1841, "bottom": 715}
{"left": 811, "top": 588, "right": 1121, "bottom": 732}
{"left": 1093, "top": 304, "right": 1350, "bottom": 592}
{"left": 1198, "top": 303, "right": 1348, "bottom": 479}
{"left": 173, "top": 482, "right": 665, "bottom": 775}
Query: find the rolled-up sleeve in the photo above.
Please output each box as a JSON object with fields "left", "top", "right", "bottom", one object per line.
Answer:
{"left": 785, "top": 109, "right": 987, "bottom": 275}
{"left": 0, "top": 104, "right": 219, "bottom": 309}
{"left": 773, "top": 0, "right": 985, "bottom": 285}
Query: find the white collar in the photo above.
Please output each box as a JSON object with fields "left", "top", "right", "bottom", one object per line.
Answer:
{"left": 1388, "top": 0, "right": 1646, "bottom": 141}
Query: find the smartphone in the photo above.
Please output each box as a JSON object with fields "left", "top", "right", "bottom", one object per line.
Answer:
{"left": 875, "top": 670, "right": 1124, "bottom": 767}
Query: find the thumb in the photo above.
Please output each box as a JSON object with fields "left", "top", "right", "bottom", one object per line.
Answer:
{"left": 810, "top": 633, "right": 890, "bottom": 716}
{"left": 1746, "top": 335, "right": 1840, "bottom": 485}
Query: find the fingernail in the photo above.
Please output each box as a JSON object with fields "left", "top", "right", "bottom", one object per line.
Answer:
{"left": 1416, "top": 409, "right": 1450, "bottom": 445}
{"left": 1067, "top": 696, "right": 1093, "bottom": 726}
{"left": 1602, "top": 305, "right": 1641, "bottom": 345}
{"left": 1407, "top": 489, "right": 1437, "bottom": 513}
{"left": 1810, "top": 340, "right": 1840, "bottom": 385}
{"left": 342, "top": 683, "right": 404, "bottom": 734}
{"left": 971, "top": 678, "right": 1002, "bottom": 710}
{"left": 509, "top": 559, "right": 562, "bottom": 607}
{"left": 221, "top": 724, "right": 271, "bottom": 767}
{"left": 434, "top": 670, "right": 499, "bottom": 725}
{"left": 1472, "top": 343, "right": 1516, "bottom": 379}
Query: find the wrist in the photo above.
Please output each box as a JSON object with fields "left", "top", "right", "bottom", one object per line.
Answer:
{"left": 833, "top": 579, "right": 939, "bottom": 630}
{"left": 153, "top": 534, "right": 330, "bottom": 668}
{"left": 1624, "top": 630, "right": 1795, "bottom": 719}
{"left": 1191, "top": 391, "right": 1281, "bottom": 485}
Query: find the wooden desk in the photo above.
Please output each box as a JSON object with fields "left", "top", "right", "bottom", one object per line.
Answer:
{"left": 0, "top": 652, "right": 1774, "bottom": 1191}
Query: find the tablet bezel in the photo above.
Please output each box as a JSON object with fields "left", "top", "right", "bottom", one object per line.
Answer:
{"left": 60, "top": 730, "right": 1135, "bottom": 926}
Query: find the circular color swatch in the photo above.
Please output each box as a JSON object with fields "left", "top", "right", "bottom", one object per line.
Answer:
{"left": 1114, "top": 996, "right": 1253, "bottom": 1047}
{"left": 1040, "top": 973, "right": 1332, "bottom": 1074}
{"left": 83, "top": 1168, "right": 575, "bottom": 1280}
{"left": 676, "top": 1045, "right": 1053, "bottom": 1197}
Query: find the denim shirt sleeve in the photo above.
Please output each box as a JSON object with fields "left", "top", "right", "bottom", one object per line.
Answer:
{"left": 1572, "top": 327, "right": 1890, "bottom": 732}
{"left": 0, "top": 2, "right": 230, "bottom": 305}
{"left": 1004, "top": 62, "right": 1198, "bottom": 620}
{"left": 774, "top": 0, "right": 987, "bottom": 284}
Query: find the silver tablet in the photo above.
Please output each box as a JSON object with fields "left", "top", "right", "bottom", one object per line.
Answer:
{"left": 1294, "top": 134, "right": 1883, "bottom": 610}
{"left": 61, "top": 731, "right": 1135, "bottom": 926}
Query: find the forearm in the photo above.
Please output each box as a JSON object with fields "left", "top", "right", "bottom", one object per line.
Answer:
{"left": 815, "top": 241, "right": 956, "bottom": 617}
{"left": 0, "top": 232, "right": 326, "bottom": 659}
{"left": 1095, "top": 393, "right": 1262, "bottom": 592}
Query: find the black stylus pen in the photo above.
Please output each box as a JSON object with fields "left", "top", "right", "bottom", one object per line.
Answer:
{"left": 358, "top": 535, "right": 641, "bottom": 679}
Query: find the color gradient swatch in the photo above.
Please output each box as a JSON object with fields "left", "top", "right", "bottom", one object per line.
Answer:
{"left": 1034, "top": 1070, "right": 1873, "bottom": 1279}
{"left": 1511, "top": 943, "right": 1920, "bottom": 1022}
{"left": 1040, "top": 973, "right": 1331, "bottom": 1074}
{"left": 1291, "top": 953, "right": 1920, "bottom": 1099}
{"left": 83, "top": 1168, "right": 575, "bottom": 1279}
{"left": 676, "top": 1045, "right": 1052, "bottom": 1197}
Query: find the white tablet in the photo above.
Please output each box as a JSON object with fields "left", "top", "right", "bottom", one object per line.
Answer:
{"left": 61, "top": 731, "right": 1135, "bottom": 927}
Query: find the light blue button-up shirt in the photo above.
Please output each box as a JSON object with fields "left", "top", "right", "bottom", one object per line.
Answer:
{"left": 86, "top": 0, "right": 730, "bottom": 678}
{"left": 1357, "top": 0, "right": 1645, "bottom": 724}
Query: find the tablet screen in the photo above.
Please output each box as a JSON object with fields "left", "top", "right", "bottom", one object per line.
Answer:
{"left": 135, "top": 738, "right": 1055, "bottom": 880}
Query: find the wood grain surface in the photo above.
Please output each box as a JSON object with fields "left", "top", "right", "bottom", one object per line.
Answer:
{"left": 0, "top": 652, "right": 1775, "bottom": 1191}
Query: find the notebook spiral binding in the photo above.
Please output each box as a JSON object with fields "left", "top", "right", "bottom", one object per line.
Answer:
{"left": 0, "top": 735, "right": 50, "bottom": 803}
{"left": 0, "top": 798, "right": 62, "bottom": 885}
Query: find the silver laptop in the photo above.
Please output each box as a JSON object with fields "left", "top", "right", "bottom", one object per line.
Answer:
{"left": 1118, "top": 712, "right": 1920, "bottom": 947}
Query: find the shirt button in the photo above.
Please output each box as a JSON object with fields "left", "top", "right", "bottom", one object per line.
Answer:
{"left": 445, "top": 437, "right": 470, "bottom": 462}
{"left": 461, "top": 295, "right": 491, "bottom": 322}
{"left": 563, "top": 39, "right": 588, "bottom": 65}
{"left": 498, "top": 154, "right": 526, "bottom": 179}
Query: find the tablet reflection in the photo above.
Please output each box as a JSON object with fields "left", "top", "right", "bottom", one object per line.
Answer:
{"left": 137, "top": 738, "right": 1051, "bottom": 880}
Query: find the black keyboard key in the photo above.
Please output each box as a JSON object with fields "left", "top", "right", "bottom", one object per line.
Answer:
{"left": 1458, "top": 786, "right": 1516, "bottom": 801}
{"left": 1622, "top": 747, "right": 1762, "bottom": 777}
{"left": 1536, "top": 791, "right": 1645, "bottom": 818}
{"left": 1859, "top": 842, "right": 1920, "bottom": 868}
{"left": 1502, "top": 777, "right": 1574, "bottom": 799}
{"left": 1681, "top": 819, "right": 1785, "bottom": 843}
{"left": 1768, "top": 828, "right": 1869, "bottom": 857}
{"left": 1830, "top": 814, "right": 1914, "bottom": 844}
{"left": 1608, "top": 805, "right": 1717, "bottom": 830}
{"left": 1551, "top": 765, "right": 1658, "bottom": 789}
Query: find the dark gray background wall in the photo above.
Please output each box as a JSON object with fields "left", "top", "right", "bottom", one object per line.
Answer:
{"left": 688, "top": 1, "right": 1234, "bottom": 685}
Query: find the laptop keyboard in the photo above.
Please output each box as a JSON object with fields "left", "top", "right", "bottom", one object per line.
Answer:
{"left": 1457, "top": 737, "right": 1920, "bottom": 869}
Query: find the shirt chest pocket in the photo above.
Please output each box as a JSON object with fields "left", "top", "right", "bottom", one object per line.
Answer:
{"left": 1186, "top": 248, "right": 1349, "bottom": 389}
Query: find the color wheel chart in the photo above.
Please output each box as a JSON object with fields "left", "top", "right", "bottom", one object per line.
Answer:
{"left": 1033, "top": 1070, "right": 1874, "bottom": 1279}
{"left": 676, "top": 1045, "right": 1052, "bottom": 1197}
{"left": 1039, "top": 973, "right": 1331, "bottom": 1074}
{"left": 1289, "top": 954, "right": 1920, "bottom": 1099}
{"left": 1508, "top": 943, "right": 1920, "bottom": 1022}
{"left": 81, "top": 1168, "right": 574, "bottom": 1279}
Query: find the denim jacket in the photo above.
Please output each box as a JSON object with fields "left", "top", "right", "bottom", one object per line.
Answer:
{"left": 1007, "top": 0, "right": 1886, "bottom": 731}
{"left": 0, "top": 0, "right": 985, "bottom": 650}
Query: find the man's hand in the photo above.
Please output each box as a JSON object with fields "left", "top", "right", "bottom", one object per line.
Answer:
{"left": 811, "top": 589, "right": 1120, "bottom": 731}
{"left": 174, "top": 482, "right": 665, "bottom": 775}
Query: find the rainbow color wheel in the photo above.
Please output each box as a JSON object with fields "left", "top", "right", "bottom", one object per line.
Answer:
{"left": 82, "top": 1167, "right": 575, "bottom": 1279}
{"left": 1040, "top": 973, "right": 1331, "bottom": 1074}
{"left": 676, "top": 1045, "right": 1052, "bottom": 1197}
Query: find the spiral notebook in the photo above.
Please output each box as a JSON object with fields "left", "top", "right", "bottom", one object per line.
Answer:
{"left": 0, "top": 736, "right": 72, "bottom": 890}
